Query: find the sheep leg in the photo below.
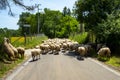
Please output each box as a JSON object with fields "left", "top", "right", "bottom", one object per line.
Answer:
{"left": 38, "top": 54, "right": 40, "bottom": 59}
{"left": 32, "top": 56, "right": 35, "bottom": 61}
{"left": 21, "top": 53, "right": 24, "bottom": 59}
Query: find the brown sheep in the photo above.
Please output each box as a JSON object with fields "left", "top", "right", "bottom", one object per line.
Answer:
{"left": 17, "top": 47, "right": 25, "bottom": 58}
{"left": 3, "top": 37, "right": 15, "bottom": 61}
{"left": 6, "top": 39, "right": 19, "bottom": 58}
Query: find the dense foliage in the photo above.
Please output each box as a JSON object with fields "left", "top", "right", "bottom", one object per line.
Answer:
{"left": 69, "top": 32, "right": 88, "bottom": 44}
{"left": 18, "top": 8, "right": 79, "bottom": 38}
{"left": 73, "top": 0, "right": 120, "bottom": 30}
{"left": 73, "top": 0, "right": 120, "bottom": 53}
{"left": 96, "top": 11, "right": 120, "bottom": 53}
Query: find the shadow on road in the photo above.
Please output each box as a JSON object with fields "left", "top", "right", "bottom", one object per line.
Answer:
{"left": 64, "top": 51, "right": 78, "bottom": 57}
{"left": 76, "top": 56, "right": 84, "bottom": 61}
{"left": 64, "top": 51, "right": 85, "bottom": 61}
{"left": 29, "top": 59, "right": 40, "bottom": 62}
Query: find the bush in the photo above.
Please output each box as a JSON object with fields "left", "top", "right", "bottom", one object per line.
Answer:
{"left": 69, "top": 32, "right": 88, "bottom": 44}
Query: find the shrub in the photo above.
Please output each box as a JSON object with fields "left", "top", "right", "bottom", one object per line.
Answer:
{"left": 69, "top": 32, "right": 88, "bottom": 44}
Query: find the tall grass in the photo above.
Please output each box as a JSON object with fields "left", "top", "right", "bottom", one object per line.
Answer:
{"left": 69, "top": 32, "right": 88, "bottom": 44}
{"left": 25, "top": 36, "right": 48, "bottom": 48}
{"left": 11, "top": 36, "right": 48, "bottom": 48}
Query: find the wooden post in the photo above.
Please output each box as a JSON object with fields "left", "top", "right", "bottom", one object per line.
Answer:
{"left": 24, "top": 33, "right": 26, "bottom": 45}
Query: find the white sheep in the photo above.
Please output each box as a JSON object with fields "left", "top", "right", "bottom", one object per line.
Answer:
{"left": 54, "top": 44, "right": 60, "bottom": 55}
{"left": 40, "top": 43, "right": 50, "bottom": 54}
{"left": 35, "top": 45, "right": 40, "bottom": 49}
{"left": 31, "top": 49, "right": 42, "bottom": 61}
{"left": 97, "top": 47, "right": 111, "bottom": 58}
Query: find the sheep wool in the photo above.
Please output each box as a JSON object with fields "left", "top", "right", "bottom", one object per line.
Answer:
{"left": 97, "top": 47, "right": 111, "bottom": 57}
{"left": 31, "top": 49, "right": 42, "bottom": 61}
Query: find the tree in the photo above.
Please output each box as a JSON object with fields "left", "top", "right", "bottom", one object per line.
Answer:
{"left": 96, "top": 10, "right": 120, "bottom": 52}
{"left": 59, "top": 15, "right": 78, "bottom": 38}
{"left": 17, "top": 12, "right": 31, "bottom": 35}
{"left": 42, "top": 8, "right": 62, "bottom": 38}
{"left": 62, "top": 6, "right": 67, "bottom": 17}
{"left": 67, "top": 8, "right": 71, "bottom": 16}
{"left": 17, "top": 8, "right": 79, "bottom": 38}
{"left": 73, "top": 0, "right": 120, "bottom": 31}
{"left": 0, "top": 0, "right": 34, "bottom": 16}
{"left": 73, "top": 0, "right": 120, "bottom": 43}
{"left": 62, "top": 6, "right": 71, "bottom": 16}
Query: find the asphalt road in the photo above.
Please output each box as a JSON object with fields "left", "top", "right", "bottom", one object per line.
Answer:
{"left": 6, "top": 50, "right": 120, "bottom": 80}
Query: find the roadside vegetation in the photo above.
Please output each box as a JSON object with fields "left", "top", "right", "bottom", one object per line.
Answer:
{"left": 69, "top": 33, "right": 120, "bottom": 68}
{"left": 69, "top": 32, "right": 88, "bottom": 44}
{"left": 0, "top": 35, "right": 48, "bottom": 78}
{"left": 106, "top": 56, "right": 120, "bottom": 68}
{"left": 11, "top": 36, "right": 48, "bottom": 48}
{"left": 0, "top": 58, "right": 23, "bottom": 78}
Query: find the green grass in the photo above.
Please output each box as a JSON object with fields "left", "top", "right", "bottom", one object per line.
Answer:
{"left": 25, "top": 36, "right": 48, "bottom": 48}
{"left": 0, "top": 58, "right": 24, "bottom": 78}
{"left": 106, "top": 56, "right": 120, "bottom": 67}
{"left": 69, "top": 32, "right": 88, "bottom": 44}
{"left": 12, "top": 36, "right": 48, "bottom": 48}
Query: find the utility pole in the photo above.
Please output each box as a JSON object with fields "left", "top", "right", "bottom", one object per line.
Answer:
{"left": 35, "top": 4, "right": 42, "bottom": 35}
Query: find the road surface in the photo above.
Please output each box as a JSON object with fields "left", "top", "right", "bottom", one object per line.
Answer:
{"left": 6, "top": 50, "right": 120, "bottom": 80}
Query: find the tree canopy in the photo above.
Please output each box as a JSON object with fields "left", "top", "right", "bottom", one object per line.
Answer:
{"left": 73, "top": 0, "right": 120, "bottom": 53}
{"left": 73, "top": 0, "right": 120, "bottom": 31}
{"left": 17, "top": 8, "right": 79, "bottom": 38}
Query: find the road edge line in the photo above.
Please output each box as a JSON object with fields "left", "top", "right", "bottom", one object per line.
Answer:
{"left": 5, "top": 58, "right": 32, "bottom": 80}
{"left": 88, "top": 58, "right": 120, "bottom": 77}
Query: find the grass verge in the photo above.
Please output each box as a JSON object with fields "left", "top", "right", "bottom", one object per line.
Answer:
{"left": 0, "top": 58, "right": 24, "bottom": 78}
{"left": 106, "top": 56, "right": 120, "bottom": 67}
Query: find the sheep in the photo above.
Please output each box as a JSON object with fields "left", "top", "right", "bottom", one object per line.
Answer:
{"left": 76, "top": 46, "right": 86, "bottom": 60}
{"left": 48, "top": 43, "right": 56, "bottom": 54}
{"left": 6, "top": 38, "right": 19, "bottom": 58}
{"left": 71, "top": 43, "right": 82, "bottom": 52}
{"left": 17, "top": 47, "right": 25, "bottom": 58}
{"left": 77, "top": 47, "right": 86, "bottom": 56}
{"left": 97, "top": 47, "right": 111, "bottom": 59}
{"left": 40, "top": 43, "right": 50, "bottom": 54}
{"left": 35, "top": 45, "right": 40, "bottom": 49}
{"left": 3, "top": 37, "right": 15, "bottom": 61}
{"left": 62, "top": 43, "right": 68, "bottom": 50}
{"left": 54, "top": 44, "right": 60, "bottom": 55}
{"left": 31, "top": 49, "right": 42, "bottom": 61}
{"left": 83, "top": 44, "right": 93, "bottom": 57}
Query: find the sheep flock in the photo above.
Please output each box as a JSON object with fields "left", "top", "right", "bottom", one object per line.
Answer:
{"left": 33, "top": 38, "right": 111, "bottom": 61}
{"left": 2, "top": 37, "right": 25, "bottom": 62}
{"left": 1, "top": 37, "right": 111, "bottom": 62}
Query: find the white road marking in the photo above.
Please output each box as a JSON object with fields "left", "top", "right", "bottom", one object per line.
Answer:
{"left": 88, "top": 58, "right": 120, "bottom": 77}
{"left": 6, "top": 58, "right": 32, "bottom": 80}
